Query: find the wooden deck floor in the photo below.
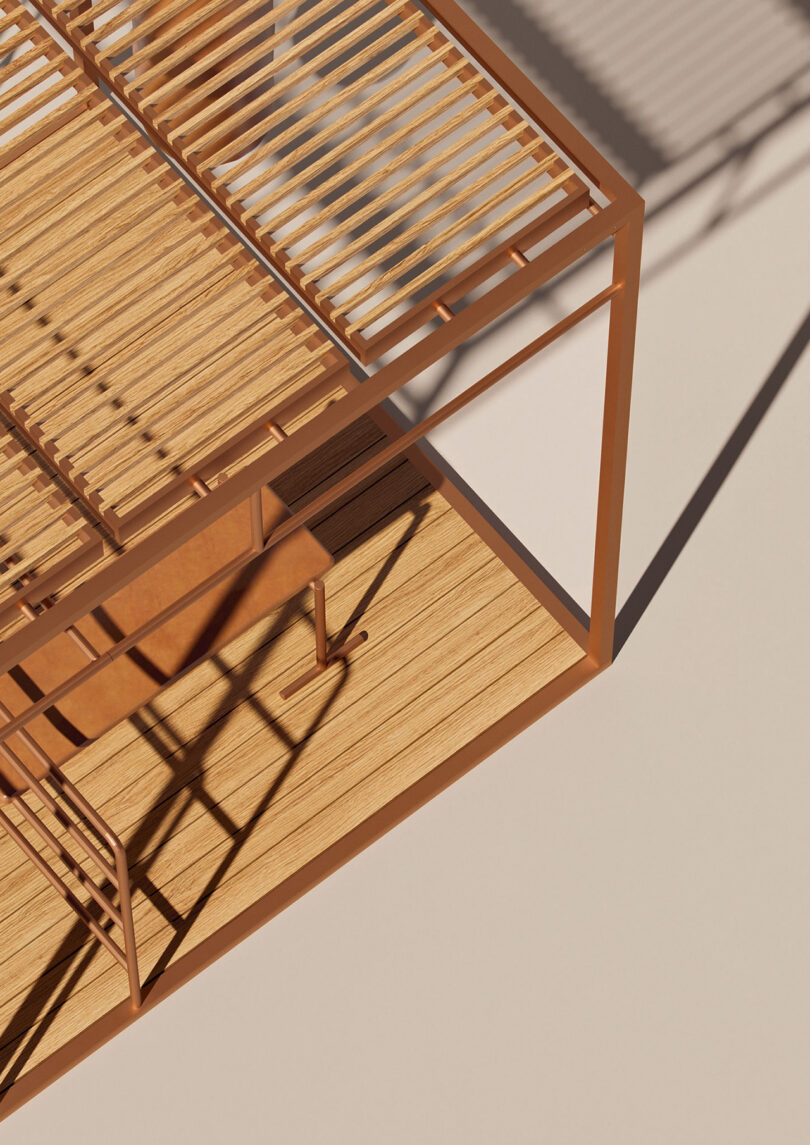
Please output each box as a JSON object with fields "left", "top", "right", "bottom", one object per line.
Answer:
{"left": 0, "top": 418, "right": 587, "bottom": 1112}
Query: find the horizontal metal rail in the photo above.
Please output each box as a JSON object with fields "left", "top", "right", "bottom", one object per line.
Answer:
{"left": 0, "top": 196, "right": 625, "bottom": 683}
{"left": 0, "top": 280, "right": 614, "bottom": 752}
{"left": 227, "top": 284, "right": 621, "bottom": 554}
{"left": 0, "top": 704, "right": 117, "bottom": 882}
{"left": 0, "top": 539, "right": 268, "bottom": 746}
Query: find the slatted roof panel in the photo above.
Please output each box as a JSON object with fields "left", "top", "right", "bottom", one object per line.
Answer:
{"left": 30, "top": 0, "right": 596, "bottom": 361}
{"left": 0, "top": 0, "right": 96, "bottom": 159}
{"left": 0, "top": 0, "right": 350, "bottom": 553}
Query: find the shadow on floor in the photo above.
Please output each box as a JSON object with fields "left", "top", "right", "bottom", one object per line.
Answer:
{"left": 614, "top": 306, "right": 810, "bottom": 654}
{"left": 0, "top": 2, "right": 807, "bottom": 1096}
{"left": 392, "top": 0, "right": 809, "bottom": 655}
{"left": 0, "top": 425, "right": 431, "bottom": 1098}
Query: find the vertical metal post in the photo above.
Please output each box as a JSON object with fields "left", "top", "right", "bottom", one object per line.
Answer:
{"left": 114, "top": 842, "right": 142, "bottom": 1010}
{"left": 312, "top": 579, "right": 328, "bottom": 669}
{"left": 588, "top": 203, "right": 643, "bottom": 666}
{"left": 250, "top": 489, "right": 264, "bottom": 551}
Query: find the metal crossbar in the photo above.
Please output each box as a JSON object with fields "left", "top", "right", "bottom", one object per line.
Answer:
{"left": 0, "top": 0, "right": 643, "bottom": 1068}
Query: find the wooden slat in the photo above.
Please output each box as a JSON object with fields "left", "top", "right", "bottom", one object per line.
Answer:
{"left": 194, "top": 15, "right": 429, "bottom": 172}
{"left": 156, "top": 0, "right": 386, "bottom": 124}
{"left": 244, "top": 57, "right": 472, "bottom": 225}
{"left": 29, "top": 0, "right": 590, "bottom": 356}
{"left": 305, "top": 128, "right": 553, "bottom": 293}
{"left": 0, "top": 465, "right": 584, "bottom": 1085}
{"left": 0, "top": 422, "right": 93, "bottom": 601}
{"left": 342, "top": 168, "right": 574, "bottom": 333}
{"left": 0, "top": 114, "right": 142, "bottom": 238}
{"left": 0, "top": 0, "right": 95, "bottom": 164}
{"left": 0, "top": 21, "right": 347, "bottom": 529}
{"left": 209, "top": 14, "right": 433, "bottom": 193}
{"left": 176, "top": 0, "right": 416, "bottom": 161}
{"left": 283, "top": 100, "right": 513, "bottom": 258}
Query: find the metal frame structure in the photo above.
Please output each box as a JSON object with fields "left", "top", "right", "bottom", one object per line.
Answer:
{"left": 0, "top": 0, "right": 642, "bottom": 1100}
{"left": 34, "top": 0, "right": 596, "bottom": 362}
{"left": 17, "top": 0, "right": 643, "bottom": 660}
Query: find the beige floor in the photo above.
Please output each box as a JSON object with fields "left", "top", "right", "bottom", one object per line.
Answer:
{"left": 8, "top": 1, "right": 810, "bottom": 1142}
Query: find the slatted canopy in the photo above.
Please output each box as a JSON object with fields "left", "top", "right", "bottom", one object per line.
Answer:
{"left": 0, "top": 0, "right": 643, "bottom": 1115}
{"left": 0, "top": 0, "right": 353, "bottom": 1020}
{"left": 0, "top": 0, "right": 350, "bottom": 637}
{"left": 29, "top": 0, "right": 595, "bottom": 360}
{"left": 0, "top": 0, "right": 643, "bottom": 672}
{"left": 0, "top": 416, "right": 101, "bottom": 619}
{"left": 0, "top": 0, "right": 645, "bottom": 655}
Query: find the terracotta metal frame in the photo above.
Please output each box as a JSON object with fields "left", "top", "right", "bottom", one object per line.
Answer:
{"left": 0, "top": 0, "right": 642, "bottom": 1109}
{"left": 0, "top": 481, "right": 356, "bottom": 1009}
{"left": 18, "top": 0, "right": 642, "bottom": 671}
{"left": 0, "top": 186, "right": 642, "bottom": 684}
{"left": 0, "top": 712, "right": 142, "bottom": 1009}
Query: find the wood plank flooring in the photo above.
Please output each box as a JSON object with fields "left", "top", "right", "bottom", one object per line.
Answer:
{"left": 0, "top": 419, "right": 585, "bottom": 1107}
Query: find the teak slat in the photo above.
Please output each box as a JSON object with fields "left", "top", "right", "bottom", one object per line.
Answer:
{"left": 0, "top": 466, "right": 584, "bottom": 1086}
{"left": 0, "top": 21, "right": 347, "bottom": 543}
{"left": 28, "top": 0, "right": 593, "bottom": 358}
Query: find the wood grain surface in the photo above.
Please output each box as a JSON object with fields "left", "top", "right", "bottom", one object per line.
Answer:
{"left": 0, "top": 423, "right": 584, "bottom": 1098}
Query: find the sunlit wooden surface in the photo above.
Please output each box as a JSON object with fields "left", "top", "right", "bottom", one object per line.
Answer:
{"left": 0, "top": 419, "right": 584, "bottom": 1095}
{"left": 30, "top": 0, "right": 587, "bottom": 355}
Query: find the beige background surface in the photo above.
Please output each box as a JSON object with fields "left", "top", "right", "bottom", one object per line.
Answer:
{"left": 9, "top": 0, "right": 810, "bottom": 1140}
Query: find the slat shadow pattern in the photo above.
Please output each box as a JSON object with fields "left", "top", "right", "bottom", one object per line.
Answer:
{"left": 0, "top": 0, "right": 348, "bottom": 626}
{"left": 35, "top": 0, "right": 590, "bottom": 355}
